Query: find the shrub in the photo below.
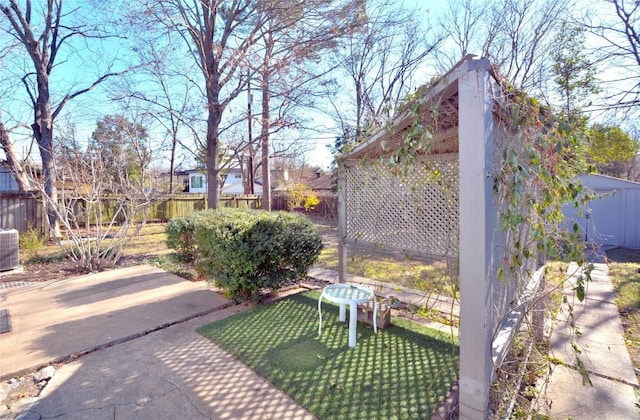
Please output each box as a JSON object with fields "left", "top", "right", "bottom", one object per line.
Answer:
{"left": 19, "top": 223, "right": 45, "bottom": 253}
{"left": 165, "top": 210, "right": 216, "bottom": 262}
{"left": 189, "top": 208, "right": 323, "bottom": 302}
{"left": 151, "top": 255, "right": 196, "bottom": 281}
{"left": 285, "top": 182, "right": 320, "bottom": 211}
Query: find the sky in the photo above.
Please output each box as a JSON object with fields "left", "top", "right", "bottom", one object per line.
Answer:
{"left": 301, "top": 0, "right": 450, "bottom": 169}
{"left": 0, "top": 0, "right": 450, "bottom": 173}
{"left": 1, "top": 0, "right": 634, "bottom": 174}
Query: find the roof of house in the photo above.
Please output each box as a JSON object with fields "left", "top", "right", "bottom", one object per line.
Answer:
{"left": 307, "top": 173, "right": 334, "bottom": 191}
{"left": 221, "top": 179, "right": 263, "bottom": 195}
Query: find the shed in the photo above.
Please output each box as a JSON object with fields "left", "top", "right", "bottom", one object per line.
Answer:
{"left": 337, "top": 56, "right": 547, "bottom": 418}
{"left": 185, "top": 168, "right": 207, "bottom": 193}
{"left": 564, "top": 174, "right": 640, "bottom": 248}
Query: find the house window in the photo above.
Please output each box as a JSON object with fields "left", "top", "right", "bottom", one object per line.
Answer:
{"left": 191, "top": 175, "right": 203, "bottom": 189}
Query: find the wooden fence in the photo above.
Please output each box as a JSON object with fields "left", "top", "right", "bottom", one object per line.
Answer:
{"left": 146, "top": 194, "right": 263, "bottom": 220}
{"left": 272, "top": 192, "right": 338, "bottom": 220}
{"left": 0, "top": 192, "right": 45, "bottom": 233}
{"left": 0, "top": 192, "right": 339, "bottom": 234}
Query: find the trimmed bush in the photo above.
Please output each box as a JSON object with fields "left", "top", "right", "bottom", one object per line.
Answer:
{"left": 168, "top": 208, "right": 323, "bottom": 301}
{"left": 165, "top": 209, "right": 216, "bottom": 262}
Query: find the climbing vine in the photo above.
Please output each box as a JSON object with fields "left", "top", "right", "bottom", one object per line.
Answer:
{"left": 368, "top": 74, "right": 597, "bottom": 416}
{"left": 488, "top": 80, "right": 597, "bottom": 416}
{"left": 494, "top": 86, "right": 593, "bottom": 281}
{"left": 337, "top": 60, "right": 601, "bottom": 417}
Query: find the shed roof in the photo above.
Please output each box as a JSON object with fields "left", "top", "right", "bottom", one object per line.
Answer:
{"left": 579, "top": 173, "right": 640, "bottom": 189}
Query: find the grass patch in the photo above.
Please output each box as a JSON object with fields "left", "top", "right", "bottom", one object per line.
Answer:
{"left": 150, "top": 254, "right": 197, "bottom": 280}
{"left": 198, "top": 291, "right": 459, "bottom": 420}
{"left": 125, "top": 223, "right": 170, "bottom": 257}
{"left": 20, "top": 223, "right": 171, "bottom": 264}
{"left": 606, "top": 247, "right": 640, "bottom": 379}
{"left": 18, "top": 223, "right": 46, "bottom": 254}
{"left": 316, "top": 246, "right": 457, "bottom": 299}
{"left": 410, "top": 306, "right": 460, "bottom": 328}
{"left": 23, "top": 253, "right": 65, "bottom": 265}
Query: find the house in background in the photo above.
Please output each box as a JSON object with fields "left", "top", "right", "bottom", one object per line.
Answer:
{"left": 563, "top": 173, "right": 640, "bottom": 248}
{"left": 0, "top": 161, "right": 42, "bottom": 192}
{"left": 306, "top": 172, "right": 334, "bottom": 193}
{"left": 184, "top": 168, "right": 207, "bottom": 193}
{"left": 179, "top": 167, "right": 285, "bottom": 194}
{"left": 221, "top": 168, "right": 269, "bottom": 194}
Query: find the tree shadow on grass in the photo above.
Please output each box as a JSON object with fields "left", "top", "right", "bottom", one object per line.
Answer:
{"left": 198, "top": 292, "right": 459, "bottom": 420}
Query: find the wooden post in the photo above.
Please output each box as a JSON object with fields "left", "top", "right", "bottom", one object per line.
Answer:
{"left": 458, "top": 58, "right": 495, "bottom": 419}
{"left": 337, "top": 160, "right": 347, "bottom": 283}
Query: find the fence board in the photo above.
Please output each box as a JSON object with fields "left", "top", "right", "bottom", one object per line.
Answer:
{"left": 272, "top": 192, "right": 337, "bottom": 220}
{"left": 0, "top": 192, "right": 44, "bottom": 234}
{"left": 0, "top": 192, "right": 334, "bottom": 234}
{"left": 147, "top": 194, "right": 208, "bottom": 220}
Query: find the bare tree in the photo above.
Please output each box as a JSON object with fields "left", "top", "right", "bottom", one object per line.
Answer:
{"left": 114, "top": 39, "right": 205, "bottom": 194}
{"left": 434, "top": 0, "right": 489, "bottom": 71}
{"left": 0, "top": 23, "right": 30, "bottom": 190}
{"left": 582, "top": 0, "right": 640, "bottom": 110}
{"left": 137, "top": 0, "right": 274, "bottom": 209}
{"left": 253, "top": 0, "right": 360, "bottom": 209}
{"left": 333, "top": 0, "right": 441, "bottom": 143}
{"left": 483, "top": 0, "right": 569, "bottom": 93}
{"left": 1, "top": 0, "right": 129, "bottom": 236}
{"left": 41, "top": 120, "right": 153, "bottom": 272}
{"left": 0, "top": 108, "right": 30, "bottom": 190}
{"left": 436, "top": 0, "right": 569, "bottom": 96}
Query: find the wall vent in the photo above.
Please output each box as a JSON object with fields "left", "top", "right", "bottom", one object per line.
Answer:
{"left": 0, "top": 228, "right": 19, "bottom": 271}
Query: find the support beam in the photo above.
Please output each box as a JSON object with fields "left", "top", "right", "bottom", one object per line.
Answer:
{"left": 457, "top": 58, "right": 496, "bottom": 419}
{"left": 337, "top": 160, "right": 347, "bottom": 283}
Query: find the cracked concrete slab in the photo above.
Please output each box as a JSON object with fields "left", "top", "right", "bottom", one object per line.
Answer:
{"left": 545, "top": 364, "right": 639, "bottom": 419}
{"left": 0, "top": 265, "right": 231, "bottom": 379}
{"left": 18, "top": 306, "right": 313, "bottom": 420}
{"left": 0, "top": 265, "right": 314, "bottom": 419}
{"left": 545, "top": 262, "right": 639, "bottom": 419}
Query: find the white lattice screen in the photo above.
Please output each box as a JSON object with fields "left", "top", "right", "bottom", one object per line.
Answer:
{"left": 337, "top": 58, "right": 549, "bottom": 417}
{"left": 344, "top": 153, "right": 459, "bottom": 258}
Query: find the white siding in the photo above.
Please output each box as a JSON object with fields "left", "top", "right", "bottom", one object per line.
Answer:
{"left": 187, "top": 172, "right": 207, "bottom": 193}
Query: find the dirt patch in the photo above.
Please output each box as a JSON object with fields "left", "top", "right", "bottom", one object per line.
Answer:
{"left": 0, "top": 253, "right": 165, "bottom": 285}
{"left": 0, "top": 366, "right": 57, "bottom": 417}
{"left": 606, "top": 247, "right": 640, "bottom": 264}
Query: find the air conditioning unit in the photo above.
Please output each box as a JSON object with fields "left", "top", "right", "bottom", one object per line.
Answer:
{"left": 0, "top": 228, "right": 19, "bottom": 271}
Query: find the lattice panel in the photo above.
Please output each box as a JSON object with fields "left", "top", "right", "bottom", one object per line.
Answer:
{"left": 344, "top": 155, "right": 459, "bottom": 257}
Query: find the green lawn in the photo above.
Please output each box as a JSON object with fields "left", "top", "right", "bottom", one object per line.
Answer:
{"left": 197, "top": 291, "right": 459, "bottom": 420}
{"left": 606, "top": 248, "right": 640, "bottom": 379}
{"left": 315, "top": 246, "right": 458, "bottom": 299}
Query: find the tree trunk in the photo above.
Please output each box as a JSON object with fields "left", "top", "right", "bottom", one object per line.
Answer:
{"left": 206, "top": 101, "right": 221, "bottom": 209}
{"left": 0, "top": 112, "right": 31, "bottom": 192}
{"left": 245, "top": 69, "right": 254, "bottom": 195}
{"left": 33, "top": 73, "right": 61, "bottom": 238}
{"left": 261, "top": 33, "right": 273, "bottom": 211}
{"left": 169, "top": 134, "right": 176, "bottom": 194}
{"left": 2, "top": 0, "right": 127, "bottom": 238}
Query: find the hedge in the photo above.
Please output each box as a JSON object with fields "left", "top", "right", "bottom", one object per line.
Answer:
{"left": 166, "top": 209, "right": 323, "bottom": 301}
